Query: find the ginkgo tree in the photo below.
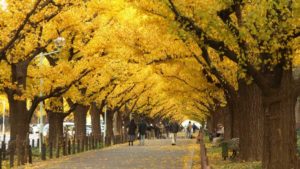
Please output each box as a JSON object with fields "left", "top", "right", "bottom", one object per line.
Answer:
{"left": 0, "top": 0, "right": 97, "bottom": 163}
{"left": 1, "top": 0, "right": 298, "bottom": 168}
{"left": 131, "top": 0, "right": 300, "bottom": 168}
{"left": 152, "top": 58, "right": 224, "bottom": 120}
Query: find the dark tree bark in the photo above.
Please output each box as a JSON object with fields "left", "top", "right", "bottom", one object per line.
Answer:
{"left": 232, "top": 99, "right": 240, "bottom": 139}
{"left": 74, "top": 104, "right": 89, "bottom": 141}
{"left": 238, "top": 81, "right": 264, "bottom": 161}
{"left": 207, "top": 106, "right": 226, "bottom": 134}
{"left": 90, "top": 102, "right": 101, "bottom": 139}
{"left": 106, "top": 110, "right": 114, "bottom": 138}
{"left": 47, "top": 111, "right": 67, "bottom": 147}
{"left": 46, "top": 98, "right": 64, "bottom": 146}
{"left": 224, "top": 93, "right": 239, "bottom": 140}
{"left": 207, "top": 116, "right": 213, "bottom": 133}
{"left": 123, "top": 115, "right": 130, "bottom": 140}
{"left": 116, "top": 112, "right": 123, "bottom": 135}
{"left": 7, "top": 97, "right": 29, "bottom": 165}
{"left": 262, "top": 71, "right": 297, "bottom": 169}
{"left": 214, "top": 107, "right": 226, "bottom": 131}
{"left": 6, "top": 61, "right": 30, "bottom": 164}
{"left": 7, "top": 98, "right": 30, "bottom": 144}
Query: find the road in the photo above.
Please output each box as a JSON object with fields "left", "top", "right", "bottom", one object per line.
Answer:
{"left": 22, "top": 138, "right": 196, "bottom": 169}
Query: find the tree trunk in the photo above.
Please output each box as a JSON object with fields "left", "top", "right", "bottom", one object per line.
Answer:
{"left": 105, "top": 110, "right": 114, "bottom": 145}
{"left": 207, "top": 106, "right": 226, "bottom": 134}
{"left": 8, "top": 97, "right": 29, "bottom": 164}
{"left": 46, "top": 97, "right": 66, "bottom": 146}
{"left": 74, "top": 104, "right": 89, "bottom": 141}
{"left": 238, "top": 81, "right": 264, "bottom": 161}
{"left": 295, "top": 97, "right": 300, "bottom": 129}
{"left": 106, "top": 110, "right": 114, "bottom": 138}
{"left": 90, "top": 102, "right": 101, "bottom": 139}
{"left": 232, "top": 98, "right": 240, "bottom": 139}
{"left": 6, "top": 61, "right": 30, "bottom": 164}
{"left": 117, "top": 112, "right": 123, "bottom": 135}
{"left": 47, "top": 111, "right": 66, "bottom": 147}
{"left": 214, "top": 107, "right": 226, "bottom": 130}
{"left": 262, "top": 71, "right": 297, "bottom": 169}
{"left": 8, "top": 98, "right": 29, "bottom": 142}
{"left": 123, "top": 115, "right": 130, "bottom": 140}
{"left": 206, "top": 116, "right": 213, "bottom": 133}
{"left": 224, "top": 94, "right": 239, "bottom": 140}
{"left": 113, "top": 112, "right": 119, "bottom": 135}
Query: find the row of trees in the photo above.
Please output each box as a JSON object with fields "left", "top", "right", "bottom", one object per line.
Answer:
{"left": 130, "top": 0, "right": 299, "bottom": 168}
{"left": 0, "top": 0, "right": 208, "bottom": 164}
{"left": 0, "top": 0, "right": 299, "bottom": 169}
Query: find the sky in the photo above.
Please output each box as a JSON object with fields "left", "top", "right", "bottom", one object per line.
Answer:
{"left": 0, "top": 0, "right": 7, "bottom": 11}
{"left": 181, "top": 119, "right": 201, "bottom": 128}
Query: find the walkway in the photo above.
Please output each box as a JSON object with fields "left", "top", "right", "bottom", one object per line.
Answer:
{"left": 22, "top": 138, "right": 196, "bottom": 169}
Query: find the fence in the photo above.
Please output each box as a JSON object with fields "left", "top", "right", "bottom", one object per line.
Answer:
{"left": 198, "top": 130, "right": 210, "bottom": 169}
{"left": 0, "top": 133, "right": 128, "bottom": 168}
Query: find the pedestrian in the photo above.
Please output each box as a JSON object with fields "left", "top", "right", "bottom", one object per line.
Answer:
{"left": 149, "top": 123, "right": 155, "bottom": 139}
{"left": 169, "top": 120, "right": 179, "bottom": 145}
{"left": 192, "top": 123, "right": 197, "bottom": 133}
{"left": 216, "top": 124, "right": 224, "bottom": 137}
{"left": 154, "top": 124, "right": 160, "bottom": 139}
{"left": 186, "top": 121, "right": 192, "bottom": 139}
{"left": 158, "top": 122, "right": 164, "bottom": 138}
{"left": 128, "top": 119, "right": 137, "bottom": 146}
{"left": 165, "top": 123, "right": 170, "bottom": 138}
{"left": 138, "top": 119, "right": 147, "bottom": 146}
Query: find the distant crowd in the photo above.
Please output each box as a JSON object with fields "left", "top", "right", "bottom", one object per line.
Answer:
{"left": 126, "top": 119, "right": 199, "bottom": 146}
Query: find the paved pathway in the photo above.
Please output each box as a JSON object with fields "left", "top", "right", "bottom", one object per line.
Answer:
{"left": 24, "top": 138, "right": 196, "bottom": 169}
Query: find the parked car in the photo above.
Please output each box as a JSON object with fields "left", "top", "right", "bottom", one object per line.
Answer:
{"left": 43, "top": 122, "right": 94, "bottom": 137}
{"left": 29, "top": 124, "right": 43, "bottom": 134}
{"left": 43, "top": 122, "right": 75, "bottom": 137}
{"left": 86, "top": 125, "right": 92, "bottom": 135}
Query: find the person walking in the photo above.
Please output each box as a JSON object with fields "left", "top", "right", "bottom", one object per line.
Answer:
{"left": 128, "top": 119, "right": 137, "bottom": 146}
{"left": 138, "top": 119, "right": 147, "bottom": 145}
{"left": 192, "top": 123, "right": 197, "bottom": 133}
{"left": 186, "top": 121, "right": 192, "bottom": 139}
{"left": 170, "top": 120, "right": 179, "bottom": 145}
{"left": 165, "top": 123, "right": 170, "bottom": 138}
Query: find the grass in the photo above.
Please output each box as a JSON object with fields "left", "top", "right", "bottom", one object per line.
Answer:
{"left": 192, "top": 136, "right": 262, "bottom": 169}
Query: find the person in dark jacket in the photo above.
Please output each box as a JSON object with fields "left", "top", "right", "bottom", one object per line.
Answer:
{"left": 192, "top": 123, "right": 197, "bottom": 133}
{"left": 138, "top": 119, "right": 147, "bottom": 145}
{"left": 169, "top": 120, "right": 180, "bottom": 145}
{"left": 128, "top": 119, "right": 137, "bottom": 146}
{"left": 165, "top": 123, "right": 170, "bottom": 138}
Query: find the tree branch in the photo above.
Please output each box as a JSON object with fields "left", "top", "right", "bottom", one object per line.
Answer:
{"left": 166, "top": 0, "right": 271, "bottom": 91}
{"left": 163, "top": 75, "right": 206, "bottom": 93}
{"left": 27, "top": 68, "right": 92, "bottom": 120}
{"left": 0, "top": 0, "right": 44, "bottom": 61}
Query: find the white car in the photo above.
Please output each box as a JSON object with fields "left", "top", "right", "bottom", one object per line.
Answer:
{"left": 43, "top": 122, "right": 93, "bottom": 137}
{"left": 30, "top": 124, "right": 42, "bottom": 134}
{"left": 86, "top": 125, "right": 92, "bottom": 135}
{"left": 101, "top": 120, "right": 105, "bottom": 133}
{"left": 43, "top": 122, "right": 75, "bottom": 137}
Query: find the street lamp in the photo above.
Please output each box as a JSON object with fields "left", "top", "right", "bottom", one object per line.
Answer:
{"left": 53, "top": 37, "right": 65, "bottom": 48}
{"left": 38, "top": 36, "right": 65, "bottom": 152}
